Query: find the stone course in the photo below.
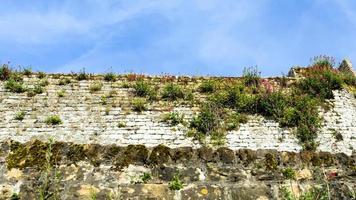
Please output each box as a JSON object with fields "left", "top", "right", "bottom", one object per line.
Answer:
{"left": 0, "top": 73, "right": 355, "bottom": 199}
{"left": 0, "top": 75, "right": 355, "bottom": 155}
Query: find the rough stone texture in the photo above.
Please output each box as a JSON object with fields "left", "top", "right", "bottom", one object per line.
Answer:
{"left": 0, "top": 74, "right": 355, "bottom": 199}
{"left": 0, "top": 75, "right": 354, "bottom": 156}
{"left": 0, "top": 141, "right": 355, "bottom": 200}
{"left": 339, "top": 59, "right": 355, "bottom": 76}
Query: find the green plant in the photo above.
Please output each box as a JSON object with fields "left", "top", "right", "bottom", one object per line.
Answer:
{"left": 101, "top": 95, "right": 108, "bottom": 105}
{"left": 58, "top": 78, "right": 71, "bottom": 85}
{"left": 161, "top": 83, "right": 184, "bottom": 100}
{"left": 243, "top": 66, "right": 261, "bottom": 87}
{"left": 45, "top": 115, "right": 62, "bottom": 125}
{"left": 162, "top": 112, "right": 184, "bottom": 126}
{"left": 199, "top": 80, "right": 216, "bottom": 93}
{"left": 132, "top": 98, "right": 147, "bottom": 112}
{"left": 299, "top": 185, "right": 329, "bottom": 200}
{"left": 330, "top": 129, "right": 343, "bottom": 142}
{"left": 0, "top": 64, "right": 12, "bottom": 81}
{"left": 297, "top": 69, "right": 343, "bottom": 100}
{"left": 140, "top": 172, "right": 152, "bottom": 183}
{"left": 169, "top": 174, "right": 183, "bottom": 190}
{"left": 27, "top": 90, "right": 36, "bottom": 97}
{"left": 118, "top": 121, "right": 126, "bottom": 128}
{"left": 15, "top": 111, "right": 25, "bottom": 121}
{"left": 282, "top": 167, "right": 296, "bottom": 180}
{"left": 38, "top": 139, "right": 62, "bottom": 200}
{"left": 37, "top": 72, "right": 46, "bottom": 79}
{"left": 104, "top": 72, "right": 116, "bottom": 81}
{"left": 33, "top": 85, "right": 45, "bottom": 94}
{"left": 23, "top": 67, "right": 32, "bottom": 76}
{"left": 121, "top": 82, "right": 131, "bottom": 88}
{"left": 4, "top": 79, "right": 27, "bottom": 93}
{"left": 311, "top": 55, "right": 335, "bottom": 68}
{"left": 10, "top": 193, "right": 20, "bottom": 200}
{"left": 89, "top": 82, "right": 103, "bottom": 93}
{"left": 39, "top": 79, "right": 49, "bottom": 87}
{"left": 225, "top": 112, "right": 248, "bottom": 131}
{"left": 76, "top": 68, "right": 88, "bottom": 81}
{"left": 133, "top": 81, "right": 152, "bottom": 97}
{"left": 57, "top": 90, "right": 65, "bottom": 97}
{"left": 89, "top": 187, "right": 98, "bottom": 200}
{"left": 190, "top": 102, "right": 223, "bottom": 135}
{"left": 280, "top": 186, "right": 296, "bottom": 200}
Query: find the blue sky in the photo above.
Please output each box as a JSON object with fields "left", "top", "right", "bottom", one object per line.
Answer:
{"left": 1, "top": 0, "right": 356, "bottom": 76}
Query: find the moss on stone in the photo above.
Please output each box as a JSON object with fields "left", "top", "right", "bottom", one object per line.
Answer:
{"left": 6, "top": 140, "right": 48, "bottom": 170}
{"left": 265, "top": 153, "right": 278, "bottom": 171}
{"left": 197, "top": 147, "right": 214, "bottom": 162}
{"left": 216, "top": 147, "right": 235, "bottom": 164}
{"left": 67, "top": 144, "right": 86, "bottom": 163}
{"left": 149, "top": 144, "right": 171, "bottom": 165}
{"left": 172, "top": 147, "right": 194, "bottom": 163}
{"left": 237, "top": 149, "right": 257, "bottom": 166}
{"left": 115, "top": 145, "right": 149, "bottom": 169}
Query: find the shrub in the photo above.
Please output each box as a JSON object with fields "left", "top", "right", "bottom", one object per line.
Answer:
{"left": 162, "top": 112, "right": 184, "bottom": 126}
{"left": 161, "top": 83, "right": 184, "bottom": 100}
{"left": 133, "top": 81, "right": 152, "bottom": 97}
{"left": 199, "top": 80, "right": 216, "bottom": 93}
{"left": 127, "top": 73, "right": 145, "bottom": 82}
{"left": 14, "top": 111, "right": 25, "bottom": 121}
{"left": 282, "top": 167, "right": 296, "bottom": 180}
{"left": 190, "top": 102, "right": 222, "bottom": 135}
{"left": 77, "top": 68, "right": 88, "bottom": 81}
{"left": 0, "top": 64, "right": 12, "bottom": 81}
{"left": 23, "top": 67, "right": 32, "bottom": 76}
{"left": 243, "top": 66, "right": 261, "bottom": 87}
{"left": 33, "top": 85, "right": 45, "bottom": 94}
{"left": 45, "top": 115, "right": 62, "bottom": 125}
{"left": 257, "top": 91, "right": 289, "bottom": 119}
{"left": 131, "top": 98, "right": 147, "bottom": 112}
{"left": 39, "top": 79, "right": 49, "bottom": 87}
{"left": 169, "top": 175, "right": 183, "bottom": 190}
{"left": 310, "top": 55, "right": 335, "bottom": 68}
{"left": 89, "top": 82, "right": 103, "bottom": 93}
{"left": 342, "top": 73, "right": 356, "bottom": 86}
{"left": 298, "top": 68, "right": 343, "bottom": 100}
{"left": 225, "top": 113, "right": 248, "bottom": 131}
{"left": 37, "top": 72, "right": 46, "bottom": 79}
{"left": 183, "top": 89, "right": 194, "bottom": 101}
{"left": 4, "top": 79, "right": 27, "bottom": 93}
{"left": 58, "top": 78, "right": 71, "bottom": 85}
{"left": 104, "top": 72, "right": 116, "bottom": 81}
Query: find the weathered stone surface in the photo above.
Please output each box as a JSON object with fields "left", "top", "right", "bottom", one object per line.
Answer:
{"left": 0, "top": 74, "right": 355, "bottom": 199}
{"left": 338, "top": 59, "right": 355, "bottom": 75}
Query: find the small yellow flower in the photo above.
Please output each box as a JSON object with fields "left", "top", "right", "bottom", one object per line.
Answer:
{"left": 200, "top": 188, "right": 208, "bottom": 195}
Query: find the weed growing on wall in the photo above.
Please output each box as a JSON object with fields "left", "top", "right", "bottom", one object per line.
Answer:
{"left": 131, "top": 98, "right": 147, "bottom": 112}
{"left": 169, "top": 174, "right": 183, "bottom": 190}
{"left": 161, "top": 83, "right": 184, "bottom": 100}
{"left": 104, "top": 72, "right": 116, "bottom": 81}
{"left": 14, "top": 111, "right": 26, "bottom": 121}
{"left": 45, "top": 115, "right": 62, "bottom": 125}
{"left": 38, "top": 139, "right": 62, "bottom": 200}
{"left": 188, "top": 56, "right": 356, "bottom": 150}
{"left": 0, "top": 64, "right": 12, "bottom": 81}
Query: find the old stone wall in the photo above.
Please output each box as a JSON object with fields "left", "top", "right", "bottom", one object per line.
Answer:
{"left": 0, "top": 74, "right": 354, "bottom": 155}
{"left": 0, "top": 73, "right": 355, "bottom": 199}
